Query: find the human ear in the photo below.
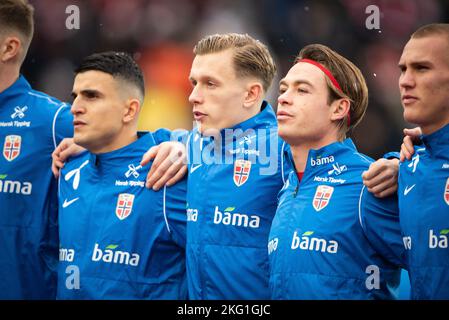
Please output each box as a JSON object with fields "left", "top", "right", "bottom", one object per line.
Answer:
{"left": 0, "top": 37, "right": 21, "bottom": 63}
{"left": 330, "top": 98, "right": 351, "bottom": 122}
{"left": 123, "top": 98, "right": 141, "bottom": 123}
{"left": 243, "top": 82, "right": 263, "bottom": 109}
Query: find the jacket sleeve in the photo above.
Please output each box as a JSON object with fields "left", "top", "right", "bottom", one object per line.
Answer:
{"left": 359, "top": 186, "right": 407, "bottom": 269}
{"left": 53, "top": 103, "right": 74, "bottom": 147}
{"left": 280, "top": 140, "right": 293, "bottom": 184}
{"left": 163, "top": 176, "right": 187, "bottom": 248}
{"left": 41, "top": 176, "right": 60, "bottom": 281}
{"left": 152, "top": 128, "right": 190, "bottom": 145}
{"left": 383, "top": 151, "right": 400, "bottom": 160}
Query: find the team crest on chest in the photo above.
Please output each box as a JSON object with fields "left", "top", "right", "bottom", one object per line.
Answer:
{"left": 3, "top": 135, "right": 21, "bottom": 162}
{"left": 444, "top": 178, "right": 449, "bottom": 206}
{"left": 116, "top": 193, "right": 135, "bottom": 220}
{"left": 233, "top": 159, "right": 251, "bottom": 187}
{"left": 312, "top": 185, "right": 334, "bottom": 212}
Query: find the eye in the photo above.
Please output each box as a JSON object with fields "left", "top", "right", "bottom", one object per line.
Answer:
{"left": 416, "top": 65, "right": 429, "bottom": 72}
{"left": 297, "top": 87, "right": 308, "bottom": 94}
{"left": 279, "top": 87, "right": 287, "bottom": 95}
{"left": 206, "top": 80, "right": 216, "bottom": 88}
{"left": 85, "top": 91, "right": 99, "bottom": 99}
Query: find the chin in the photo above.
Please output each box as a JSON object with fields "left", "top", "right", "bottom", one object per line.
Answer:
{"left": 403, "top": 110, "right": 421, "bottom": 126}
{"left": 73, "top": 136, "right": 88, "bottom": 150}
{"left": 199, "top": 122, "right": 223, "bottom": 136}
{"left": 277, "top": 128, "right": 295, "bottom": 144}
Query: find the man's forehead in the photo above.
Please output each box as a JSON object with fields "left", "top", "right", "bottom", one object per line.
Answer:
{"left": 190, "top": 50, "right": 236, "bottom": 77}
{"left": 73, "top": 71, "right": 115, "bottom": 89}
{"left": 401, "top": 35, "right": 449, "bottom": 63}
{"left": 282, "top": 62, "right": 326, "bottom": 85}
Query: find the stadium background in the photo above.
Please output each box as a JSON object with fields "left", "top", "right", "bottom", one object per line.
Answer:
{"left": 23, "top": 0, "right": 449, "bottom": 160}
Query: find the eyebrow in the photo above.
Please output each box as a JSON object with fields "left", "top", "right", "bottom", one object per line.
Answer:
{"left": 71, "top": 89, "right": 102, "bottom": 100}
{"left": 279, "top": 79, "right": 314, "bottom": 88}
{"left": 189, "top": 74, "right": 220, "bottom": 83}
{"left": 398, "top": 60, "right": 433, "bottom": 69}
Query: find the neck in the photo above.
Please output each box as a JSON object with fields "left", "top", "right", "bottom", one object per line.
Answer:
{"left": 421, "top": 120, "right": 449, "bottom": 136}
{"left": 200, "top": 99, "right": 264, "bottom": 135}
{"left": 0, "top": 65, "right": 20, "bottom": 93}
{"left": 91, "top": 130, "right": 139, "bottom": 154}
{"left": 233, "top": 99, "right": 264, "bottom": 127}
{"left": 290, "top": 136, "right": 339, "bottom": 172}
{"left": 246, "top": 99, "right": 264, "bottom": 119}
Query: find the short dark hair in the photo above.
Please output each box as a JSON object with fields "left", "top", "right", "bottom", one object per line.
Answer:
{"left": 75, "top": 51, "right": 145, "bottom": 99}
{"left": 0, "top": 0, "right": 34, "bottom": 45}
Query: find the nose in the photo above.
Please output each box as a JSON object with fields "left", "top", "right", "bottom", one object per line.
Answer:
{"left": 278, "top": 89, "right": 292, "bottom": 106}
{"left": 70, "top": 97, "right": 85, "bottom": 116}
{"left": 189, "top": 85, "right": 203, "bottom": 106}
{"left": 399, "top": 68, "right": 415, "bottom": 91}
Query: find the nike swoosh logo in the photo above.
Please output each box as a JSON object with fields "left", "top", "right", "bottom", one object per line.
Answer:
{"left": 190, "top": 164, "right": 202, "bottom": 173}
{"left": 62, "top": 197, "right": 79, "bottom": 208}
{"left": 404, "top": 184, "right": 416, "bottom": 196}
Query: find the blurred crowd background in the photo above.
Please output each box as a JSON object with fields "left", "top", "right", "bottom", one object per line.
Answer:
{"left": 24, "top": 0, "right": 449, "bottom": 159}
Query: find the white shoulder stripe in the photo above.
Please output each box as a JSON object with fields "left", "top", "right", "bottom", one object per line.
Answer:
{"left": 52, "top": 104, "right": 69, "bottom": 148}
{"left": 353, "top": 152, "right": 372, "bottom": 165}
{"left": 358, "top": 185, "right": 366, "bottom": 230}
{"left": 281, "top": 141, "right": 286, "bottom": 184}
{"left": 186, "top": 132, "right": 192, "bottom": 161}
{"left": 162, "top": 186, "right": 171, "bottom": 233}
{"left": 28, "top": 91, "right": 60, "bottom": 106}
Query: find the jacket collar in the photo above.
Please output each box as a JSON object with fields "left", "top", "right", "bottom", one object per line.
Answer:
{"left": 89, "top": 132, "right": 156, "bottom": 168}
{"left": 287, "top": 138, "right": 361, "bottom": 185}
{"left": 0, "top": 75, "right": 31, "bottom": 107}
{"left": 420, "top": 123, "right": 449, "bottom": 157}
{"left": 193, "top": 101, "right": 277, "bottom": 146}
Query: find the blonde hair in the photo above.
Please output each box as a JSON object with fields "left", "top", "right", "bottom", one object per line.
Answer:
{"left": 297, "top": 44, "right": 368, "bottom": 139}
{"left": 194, "top": 33, "right": 276, "bottom": 92}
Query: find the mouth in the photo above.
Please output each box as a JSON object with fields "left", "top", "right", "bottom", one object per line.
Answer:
{"left": 276, "top": 110, "right": 293, "bottom": 121}
{"left": 73, "top": 119, "right": 87, "bottom": 129}
{"left": 193, "top": 111, "right": 207, "bottom": 121}
{"left": 402, "top": 95, "right": 418, "bottom": 105}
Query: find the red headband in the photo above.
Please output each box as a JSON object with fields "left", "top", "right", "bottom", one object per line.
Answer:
{"left": 296, "top": 58, "right": 351, "bottom": 126}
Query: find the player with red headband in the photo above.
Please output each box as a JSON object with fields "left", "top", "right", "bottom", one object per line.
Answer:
{"left": 268, "top": 44, "right": 406, "bottom": 299}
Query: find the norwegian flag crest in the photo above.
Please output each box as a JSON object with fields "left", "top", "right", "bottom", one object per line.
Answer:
{"left": 312, "top": 185, "right": 334, "bottom": 212}
{"left": 116, "top": 193, "right": 135, "bottom": 220}
{"left": 3, "top": 135, "right": 21, "bottom": 162}
{"left": 233, "top": 159, "right": 251, "bottom": 187}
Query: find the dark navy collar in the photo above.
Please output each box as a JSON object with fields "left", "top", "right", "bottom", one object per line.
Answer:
{"left": 0, "top": 75, "right": 31, "bottom": 107}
